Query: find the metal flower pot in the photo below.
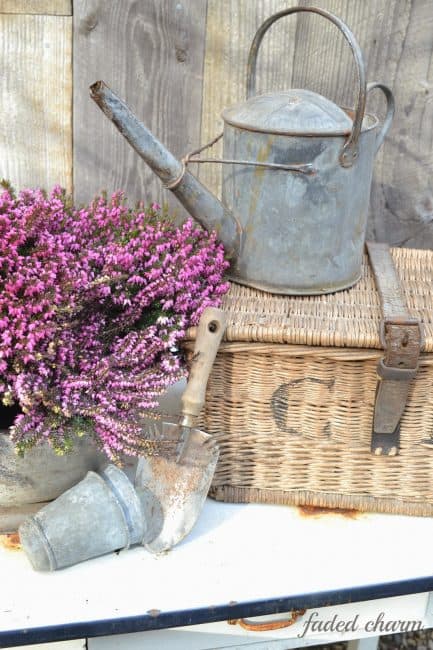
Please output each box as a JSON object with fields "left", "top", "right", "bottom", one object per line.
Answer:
{"left": 20, "top": 465, "right": 146, "bottom": 571}
{"left": 0, "top": 430, "right": 107, "bottom": 532}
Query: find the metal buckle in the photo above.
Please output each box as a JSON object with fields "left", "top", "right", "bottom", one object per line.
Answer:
{"left": 371, "top": 426, "right": 400, "bottom": 456}
{"left": 379, "top": 318, "right": 424, "bottom": 349}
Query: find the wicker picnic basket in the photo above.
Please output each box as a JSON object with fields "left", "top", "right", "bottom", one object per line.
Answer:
{"left": 185, "top": 244, "right": 433, "bottom": 516}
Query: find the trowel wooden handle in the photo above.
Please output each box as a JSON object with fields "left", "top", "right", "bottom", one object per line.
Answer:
{"left": 181, "top": 307, "right": 226, "bottom": 421}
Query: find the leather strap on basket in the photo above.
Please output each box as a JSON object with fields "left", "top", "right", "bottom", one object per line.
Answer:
{"left": 366, "top": 242, "right": 423, "bottom": 456}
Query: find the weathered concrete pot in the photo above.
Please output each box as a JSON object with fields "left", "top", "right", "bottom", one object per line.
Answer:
{"left": 0, "top": 430, "right": 107, "bottom": 533}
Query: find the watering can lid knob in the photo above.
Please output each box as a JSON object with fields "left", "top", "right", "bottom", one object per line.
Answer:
{"left": 222, "top": 89, "right": 369, "bottom": 136}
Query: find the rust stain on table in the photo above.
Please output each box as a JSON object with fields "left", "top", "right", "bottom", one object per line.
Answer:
{"left": 297, "top": 505, "right": 362, "bottom": 519}
{"left": 147, "top": 609, "right": 161, "bottom": 617}
{"left": 0, "top": 533, "right": 22, "bottom": 551}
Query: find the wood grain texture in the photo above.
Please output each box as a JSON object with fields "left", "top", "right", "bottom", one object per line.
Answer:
{"left": 0, "top": 1, "right": 71, "bottom": 15}
{"left": 201, "top": 0, "right": 433, "bottom": 248}
{"left": 0, "top": 14, "right": 72, "bottom": 191}
{"left": 200, "top": 0, "right": 299, "bottom": 197}
{"left": 73, "top": 0, "right": 208, "bottom": 215}
{"left": 289, "top": 0, "right": 433, "bottom": 248}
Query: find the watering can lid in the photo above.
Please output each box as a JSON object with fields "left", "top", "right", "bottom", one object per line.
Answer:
{"left": 222, "top": 89, "right": 360, "bottom": 136}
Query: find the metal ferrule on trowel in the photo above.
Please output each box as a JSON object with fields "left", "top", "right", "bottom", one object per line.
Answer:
{"left": 176, "top": 308, "right": 226, "bottom": 462}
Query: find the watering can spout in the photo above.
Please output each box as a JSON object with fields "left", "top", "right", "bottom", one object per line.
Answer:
{"left": 90, "top": 81, "right": 240, "bottom": 258}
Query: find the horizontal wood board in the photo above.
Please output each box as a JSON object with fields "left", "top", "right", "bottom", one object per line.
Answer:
{"left": 0, "top": 1, "right": 71, "bottom": 15}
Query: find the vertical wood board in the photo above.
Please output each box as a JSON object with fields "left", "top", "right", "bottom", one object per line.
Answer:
{"left": 0, "top": 14, "right": 72, "bottom": 191}
{"left": 73, "top": 0, "right": 208, "bottom": 216}
{"left": 200, "top": 0, "right": 300, "bottom": 198}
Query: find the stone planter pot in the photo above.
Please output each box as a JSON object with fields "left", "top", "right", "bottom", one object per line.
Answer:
{"left": 0, "top": 430, "right": 107, "bottom": 533}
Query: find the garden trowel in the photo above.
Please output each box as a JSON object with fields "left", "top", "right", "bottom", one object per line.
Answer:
{"left": 136, "top": 307, "right": 226, "bottom": 554}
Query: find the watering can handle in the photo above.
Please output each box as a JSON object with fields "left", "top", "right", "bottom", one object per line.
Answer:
{"left": 366, "top": 82, "right": 395, "bottom": 153}
{"left": 246, "top": 6, "right": 366, "bottom": 168}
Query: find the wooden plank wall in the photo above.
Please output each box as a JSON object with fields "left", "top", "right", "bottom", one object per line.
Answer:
{"left": 0, "top": 2, "right": 72, "bottom": 192}
{"left": 0, "top": 1, "right": 431, "bottom": 247}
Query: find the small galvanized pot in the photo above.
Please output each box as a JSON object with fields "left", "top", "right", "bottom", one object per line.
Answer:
{"left": 19, "top": 465, "right": 146, "bottom": 571}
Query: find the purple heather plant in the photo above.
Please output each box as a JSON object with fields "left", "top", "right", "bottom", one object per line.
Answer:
{"left": 0, "top": 184, "right": 229, "bottom": 460}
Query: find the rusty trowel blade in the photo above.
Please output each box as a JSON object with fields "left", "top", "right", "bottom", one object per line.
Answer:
{"left": 135, "top": 421, "right": 219, "bottom": 554}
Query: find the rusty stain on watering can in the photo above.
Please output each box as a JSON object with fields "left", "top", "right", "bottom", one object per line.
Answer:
{"left": 249, "top": 138, "right": 273, "bottom": 215}
{"left": 90, "top": 6, "right": 395, "bottom": 296}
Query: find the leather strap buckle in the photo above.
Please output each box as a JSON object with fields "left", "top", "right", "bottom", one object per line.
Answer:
{"left": 379, "top": 318, "right": 423, "bottom": 349}
{"left": 376, "top": 359, "right": 418, "bottom": 381}
{"left": 367, "top": 242, "right": 423, "bottom": 457}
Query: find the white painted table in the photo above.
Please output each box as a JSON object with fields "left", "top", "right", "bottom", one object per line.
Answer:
{"left": 1, "top": 498, "right": 433, "bottom": 649}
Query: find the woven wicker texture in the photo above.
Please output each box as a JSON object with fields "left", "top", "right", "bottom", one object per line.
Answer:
{"left": 186, "top": 248, "right": 433, "bottom": 516}
{"left": 217, "top": 248, "right": 433, "bottom": 351}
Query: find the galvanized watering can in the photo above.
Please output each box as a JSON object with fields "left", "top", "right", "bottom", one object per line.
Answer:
{"left": 91, "top": 6, "right": 394, "bottom": 295}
